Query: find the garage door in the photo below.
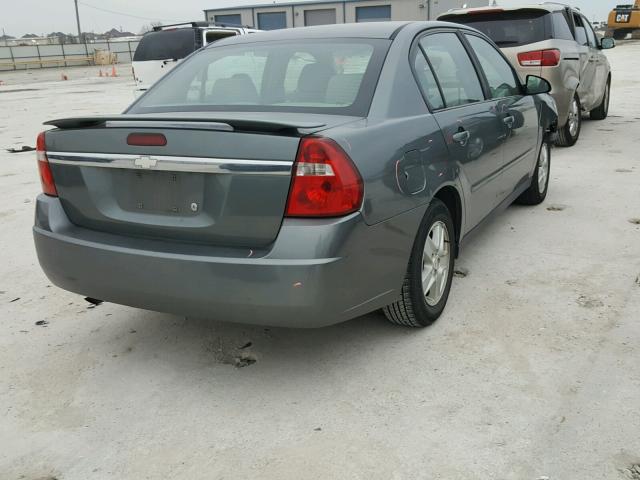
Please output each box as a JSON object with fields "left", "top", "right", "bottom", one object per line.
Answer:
{"left": 355, "top": 5, "right": 391, "bottom": 22}
{"left": 257, "top": 12, "right": 287, "bottom": 30}
{"left": 215, "top": 14, "right": 242, "bottom": 26}
{"left": 304, "top": 8, "right": 337, "bottom": 26}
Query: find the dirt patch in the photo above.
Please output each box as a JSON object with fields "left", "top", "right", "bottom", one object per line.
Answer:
{"left": 576, "top": 295, "right": 604, "bottom": 309}
{"left": 209, "top": 338, "right": 258, "bottom": 368}
{"left": 628, "top": 218, "right": 640, "bottom": 225}
{"left": 621, "top": 464, "right": 640, "bottom": 479}
{"left": 453, "top": 268, "right": 469, "bottom": 278}
{"left": 547, "top": 204, "right": 567, "bottom": 212}
{"left": 616, "top": 169, "right": 633, "bottom": 173}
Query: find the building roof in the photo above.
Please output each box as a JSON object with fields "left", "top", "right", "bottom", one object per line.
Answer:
{"left": 204, "top": 0, "right": 378, "bottom": 14}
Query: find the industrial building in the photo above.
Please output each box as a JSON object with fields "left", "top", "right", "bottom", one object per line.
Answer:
{"left": 203, "top": 0, "right": 486, "bottom": 30}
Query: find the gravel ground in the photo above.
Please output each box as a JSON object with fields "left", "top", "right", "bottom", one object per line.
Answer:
{"left": 1, "top": 44, "right": 639, "bottom": 480}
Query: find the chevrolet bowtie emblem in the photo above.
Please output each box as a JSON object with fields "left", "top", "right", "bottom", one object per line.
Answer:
{"left": 134, "top": 156, "right": 157, "bottom": 169}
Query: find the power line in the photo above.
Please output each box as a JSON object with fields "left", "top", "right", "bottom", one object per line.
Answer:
{"left": 78, "top": 1, "right": 171, "bottom": 22}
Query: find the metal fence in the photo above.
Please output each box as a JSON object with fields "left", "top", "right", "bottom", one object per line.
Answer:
{"left": 0, "top": 41, "right": 140, "bottom": 71}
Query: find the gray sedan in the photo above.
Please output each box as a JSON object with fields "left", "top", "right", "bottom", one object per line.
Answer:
{"left": 33, "top": 22, "right": 557, "bottom": 328}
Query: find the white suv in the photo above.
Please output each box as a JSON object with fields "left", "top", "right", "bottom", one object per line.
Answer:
{"left": 132, "top": 22, "right": 260, "bottom": 92}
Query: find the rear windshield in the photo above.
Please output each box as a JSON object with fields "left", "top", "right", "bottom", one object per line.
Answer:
{"left": 128, "top": 39, "right": 389, "bottom": 116}
{"left": 133, "top": 29, "right": 198, "bottom": 62}
{"left": 443, "top": 10, "right": 552, "bottom": 47}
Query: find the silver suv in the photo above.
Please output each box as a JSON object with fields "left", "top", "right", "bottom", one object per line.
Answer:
{"left": 439, "top": 3, "right": 615, "bottom": 146}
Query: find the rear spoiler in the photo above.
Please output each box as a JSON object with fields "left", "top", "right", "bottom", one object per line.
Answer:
{"left": 44, "top": 115, "right": 327, "bottom": 135}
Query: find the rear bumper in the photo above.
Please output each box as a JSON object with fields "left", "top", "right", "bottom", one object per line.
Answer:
{"left": 34, "top": 195, "right": 422, "bottom": 327}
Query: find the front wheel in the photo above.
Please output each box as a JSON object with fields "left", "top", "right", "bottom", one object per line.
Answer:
{"left": 590, "top": 79, "right": 610, "bottom": 120}
{"left": 516, "top": 140, "right": 551, "bottom": 206}
{"left": 556, "top": 94, "right": 581, "bottom": 147}
{"left": 383, "top": 198, "right": 455, "bottom": 327}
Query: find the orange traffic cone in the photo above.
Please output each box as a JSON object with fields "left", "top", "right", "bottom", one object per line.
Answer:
{"left": 110, "top": 66, "right": 117, "bottom": 77}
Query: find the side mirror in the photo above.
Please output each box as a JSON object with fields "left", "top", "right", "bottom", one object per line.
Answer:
{"left": 525, "top": 75, "right": 552, "bottom": 95}
{"left": 600, "top": 37, "right": 616, "bottom": 49}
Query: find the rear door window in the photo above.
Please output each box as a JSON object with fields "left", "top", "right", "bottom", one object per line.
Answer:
{"left": 133, "top": 29, "right": 197, "bottom": 61}
{"left": 412, "top": 50, "right": 445, "bottom": 110}
{"left": 465, "top": 34, "right": 520, "bottom": 99}
{"left": 443, "top": 10, "right": 551, "bottom": 47}
{"left": 581, "top": 15, "right": 597, "bottom": 47}
{"left": 419, "top": 33, "right": 485, "bottom": 108}
{"left": 573, "top": 13, "right": 589, "bottom": 46}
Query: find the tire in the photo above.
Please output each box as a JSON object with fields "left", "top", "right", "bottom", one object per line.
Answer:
{"left": 613, "top": 30, "right": 627, "bottom": 40}
{"left": 516, "top": 140, "right": 551, "bottom": 206}
{"left": 590, "top": 78, "right": 610, "bottom": 120}
{"left": 556, "top": 93, "right": 581, "bottom": 147}
{"left": 383, "top": 198, "right": 455, "bottom": 327}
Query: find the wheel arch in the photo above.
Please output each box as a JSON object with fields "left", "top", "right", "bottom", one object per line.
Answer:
{"left": 433, "top": 185, "right": 463, "bottom": 258}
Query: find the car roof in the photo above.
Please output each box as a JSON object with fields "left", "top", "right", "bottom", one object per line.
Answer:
{"left": 441, "top": 2, "right": 570, "bottom": 17}
{"left": 204, "top": 20, "right": 478, "bottom": 48}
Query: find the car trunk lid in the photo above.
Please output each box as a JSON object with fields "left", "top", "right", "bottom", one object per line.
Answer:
{"left": 44, "top": 114, "right": 359, "bottom": 247}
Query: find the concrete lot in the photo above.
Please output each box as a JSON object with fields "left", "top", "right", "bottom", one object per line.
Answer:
{"left": 1, "top": 44, "right": 639, "bottom": 480}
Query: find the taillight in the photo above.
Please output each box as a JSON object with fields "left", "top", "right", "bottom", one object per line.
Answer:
{"left": 36, "top": 131, "right": 57, "bottom": 197}
{"left": 285, "top": 137, "right": 363, "bottom": 218}
{"left": 517, "top": 49, "right": 561, "bottom": 67}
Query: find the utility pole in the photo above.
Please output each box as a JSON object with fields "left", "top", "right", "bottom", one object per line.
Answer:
{"left": 74, "top": 0, "right": 82, "bottom": 43}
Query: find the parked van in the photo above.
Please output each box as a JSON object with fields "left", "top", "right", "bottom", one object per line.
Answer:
{"left": 132, "top": 22, "right": 260, "bottom": 91}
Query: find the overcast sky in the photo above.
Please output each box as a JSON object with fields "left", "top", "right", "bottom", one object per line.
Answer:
{"left": 1, "top": 0, "right": 613, "bottom": 37}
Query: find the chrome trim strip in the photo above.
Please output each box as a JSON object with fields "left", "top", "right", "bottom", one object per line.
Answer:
{"left": 104, "top": 120, "right": 234, "bottom": 131}
{"left": 46, "top": 151, "right": 293, "bottom": 175}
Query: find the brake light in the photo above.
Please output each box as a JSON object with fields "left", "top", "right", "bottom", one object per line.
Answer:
{"left": 517, "top": 49, "right": 561, "bottom": 67}
{"left": 127, "top": 133, "right": 167, "bottom": 146}
{"left": 36, "top": 131, "right": 57, "bottom": 197}
{"left": 285, "top": 137, "right": 363, "bottom": 217}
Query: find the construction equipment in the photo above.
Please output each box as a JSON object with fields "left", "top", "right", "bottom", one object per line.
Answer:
{"left": 608, "top": 1, "right": 640, "bottom": 39}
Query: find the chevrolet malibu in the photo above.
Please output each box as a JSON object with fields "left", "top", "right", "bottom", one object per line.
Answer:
{"left": 33, "top": 22, "right": 557, "bottom": 328}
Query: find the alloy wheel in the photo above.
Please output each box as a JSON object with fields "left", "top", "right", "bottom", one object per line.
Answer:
{"left": 422, "top": 221, "right": 450, "bottom": 307}
{"left": 568, "top": 98, "right": 580, "bottom": 137}
{"left": 538, "top": 142, "right": 549, "bottom": 193}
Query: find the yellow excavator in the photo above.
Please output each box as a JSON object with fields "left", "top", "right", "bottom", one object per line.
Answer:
{"left": 608, "top": 0, "right": 640, "bottom": 39}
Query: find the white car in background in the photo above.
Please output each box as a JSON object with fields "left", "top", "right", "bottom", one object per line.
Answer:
{"left": 132, "top": 22, "right": 260, "bottom": 92}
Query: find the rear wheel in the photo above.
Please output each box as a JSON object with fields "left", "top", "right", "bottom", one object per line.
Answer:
{"left": 556, "top": 94, "right": 582, "bottom": 147}
{"left": 383, "top": 199, "right": 455, "bottom": 327}
{"left": 516, "top": 140, "right": 550, "bottom": 206}
{"left": 590, "top": 78, "right": 610, "bottom": 120}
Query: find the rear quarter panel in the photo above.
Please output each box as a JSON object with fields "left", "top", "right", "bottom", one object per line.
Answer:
{"left": 323, "top": 27, "right": 466, "bottom": 232}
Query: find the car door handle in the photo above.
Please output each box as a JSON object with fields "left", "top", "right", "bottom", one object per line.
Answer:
{"left": 452, "top": 130, "right": 470, "bottom": 146}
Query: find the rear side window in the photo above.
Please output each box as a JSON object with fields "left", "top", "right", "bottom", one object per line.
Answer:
{"left": 465, "top": 34, "right": 520, "bottom": 99}
{"left": 129, "top": 39, "right": 389, "bottom": 116}
{"left": 573, "top": 14, "right": 589, "bottom": 46}
{"left": 552, "top": 12, "right": 574, "bottom": 41}
{"left": 412, "top": 50, "right": 445, "bottom": 110}
{"left": 419, "top": 33, "right": 484, "bottom": 108}
{"left": 133, "top": 29, "right": 197, "bottom": 61}
{"left": 444, "top": 10, "right": 550, "bottom": 47}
